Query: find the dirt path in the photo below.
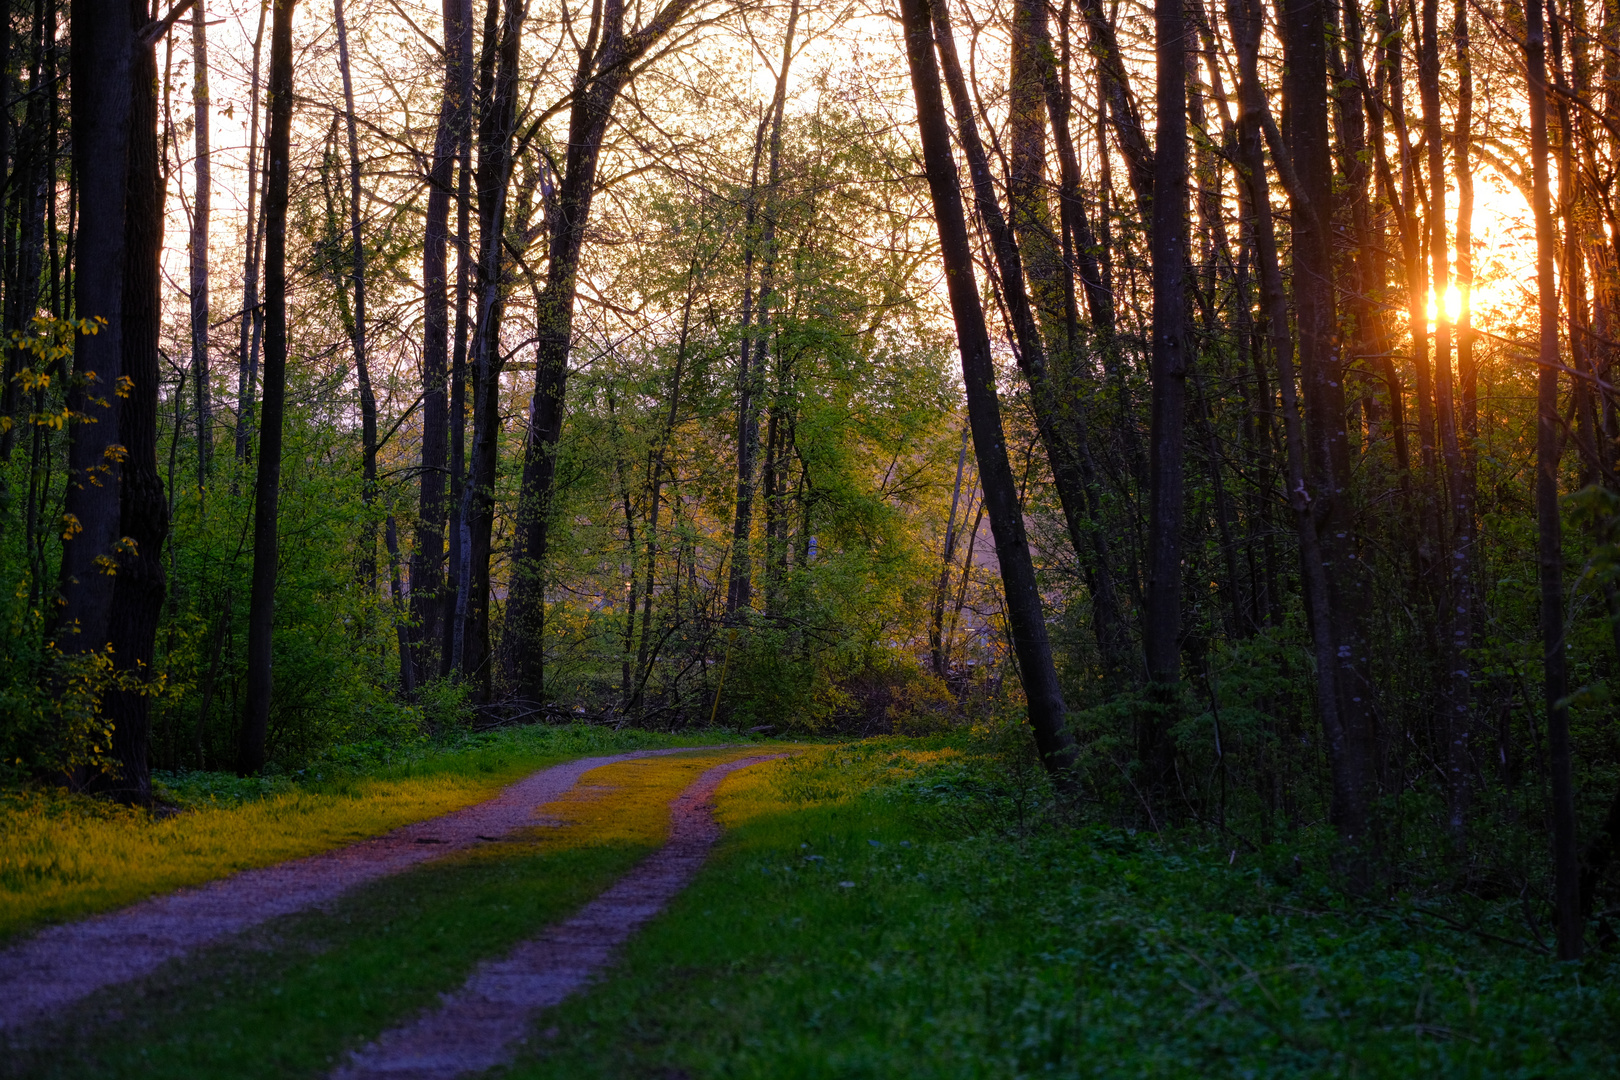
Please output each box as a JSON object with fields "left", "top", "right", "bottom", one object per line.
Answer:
{"left": 333, "top": 753, "right": 782, "bottom": 1080}
{"left": 0, "top": 746, "right": 734, "bottom": 1033}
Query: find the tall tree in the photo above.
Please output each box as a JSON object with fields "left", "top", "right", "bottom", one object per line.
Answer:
{"left": 503, "top": 0, "right": 718, "bottom": 703}
{"left": 410, "top": 0, "right": 473, "bottom": 683}
{"left": 453, "top": 0, "right": 522, "bottom": 696}
{"left": 333, "top": 0, "right": 378, "bottom": 589}
{"left": 1420, "top": 0, "right": 1471, "bottom": 841}
{"left": 898, "top": 0, "right": 1076, "bottom": 784}
{"left": 235, "top": 0, "right": 268, "bottom": 464}
{"left": 1282, "top": 0, "right": 1372, "bottom": 850}
{"left": 57, "top": 0, "right": 136, "bottom": 657}
{"left": 239, "top": 0, "right": 297, "bottom": 774}
{"left": 725, "top": 2, "right": 798, "bottom": 619}
{"left": 105, "top": 1, "right": 169, "bottom": 803}
{"left": 1525, "top": 0, "right": 1583, "bottom": 961}
{"left": 189, "top": 0, "right": 211, "bottom": 486}
{"left": 1141, "top": 0, "right": 1191, "bottom": 790}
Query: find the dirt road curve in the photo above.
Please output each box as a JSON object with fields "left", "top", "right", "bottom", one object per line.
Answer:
{"left": 0, "top": 746, "right": 730, "bottom": 1032}
{"left": 333, "top": 754, "right": 783, "bottom": 1080}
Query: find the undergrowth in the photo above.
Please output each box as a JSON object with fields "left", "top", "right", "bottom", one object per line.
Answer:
{"left": 505, "top": 736, "right": 1620, "bottom": 1079}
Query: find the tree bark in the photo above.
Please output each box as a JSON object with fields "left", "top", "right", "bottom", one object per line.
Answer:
{"left": 931, "top": 0, "right": 1134, "bottom": 686}
{"left": 1525, "top": 0, "right": 1583, "bottom": 961}
{"left": 931, "top": 425, "right": 969, "bottom": 675}
{"left": 1141, "top": 0, "right": 1191, "bottom": 790}
{"left": 239, "top": 0, "right": 296, "bottom": 774}
{"left": 1230, "top": 0, "right": 1367, "bottom": 849}
{"left": 726, "top": 1, "right": 798, "bottom": 619}
{"left": 1419, "top": 0, "right": 1472, "bottom": 843}
{"left": 440, "top": 0, "right": 476, "bottom": 679}
{"left": 455, "top": 0, "right": 522, "bottom": 698}
{"left": 57, "top": 0, "right": 135, "bottom": 656}
{"left": 411, "top": 0, "right": 472, "bottom": 685}
{"left": 103, "top": 2, "right": 169, "bottom": 803}
{"left": 898, "top": 0, "right": 1076, "bottom": 785}
{"left": 235, "top": 0, "right": 268, "bottom": 464}
{"left": 503, "top": 0, "right": 714, "bottom": 702}
{"left": 189, "top": 0, "right": 211, "bottom": 487}
{"left": 333, "top": 0, "right": 377, "bottom": 591}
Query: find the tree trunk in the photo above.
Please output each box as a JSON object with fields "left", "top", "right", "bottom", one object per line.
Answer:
{"left": 931, "top": 425, "right": 969, "bottom": 675}
{"left": 57, "top": 0, "right": 135, "bottom": 656}
{"left": 898, "top": 0, "right": 1076, "bottom": 786}
{"left": 189, "top": 0, "right": 211, "bottom": 488}
{"left": 503, "top": 0, "right": 713, "bottom": 703}
{"left": 1525, "top": 0, "right": 1583, "bottom": 961}
{"left": 104, "top": 5, "right": 169, "bottom": 803}
{"left": 1419, "top": 0, "right": 1472, "bottom": 843}
{"left": 1141, "top": 0, "right": 1191, "bottom": 790}
{"left": 1287, "top": 0, "right": 1375, "bottom": 849}
{"left": 1230, "top": 0, "right": 1367, "bottom": 849}
{"left": 456, "top": 0, "right": 522, "bottom": 699}
{"left": 726, "top": 1, "right": 798, "bottom": 619}
{"left": 412, "top": 0, "right": 472, "bottom": 685}
{"left": 334, "top": 0, "right": 377, "bottom": 591}
{"left": 235, "top": 0, "right": 268, "bottom": 464}
{"left": 931, "top": 0, "right": 1134, "bottom": 686}
{"left": 440, "top": 4, "right": 475, "bottom": 679}
{"left": 239, "top": 0, "right": 297, "bottom": 775}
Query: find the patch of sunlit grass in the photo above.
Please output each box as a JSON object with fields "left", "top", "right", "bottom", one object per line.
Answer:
{"left": 0, "top": 727, "right": 757, "bottom": 942}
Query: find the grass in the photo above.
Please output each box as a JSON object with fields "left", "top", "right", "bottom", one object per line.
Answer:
{"left": 496, "top": 741, "right": 1620, "bottom": 1079}
{"left": 0, "top": 724, "right": 757, "bottom": 942}
{"left": 4, "top": 748, "right": 775, "bottom": 1080}
{"left": 7, "top": 733, "right": 1619, "bottom": 1077}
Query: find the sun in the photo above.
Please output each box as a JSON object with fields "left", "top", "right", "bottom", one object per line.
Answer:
{"left": 1425, "top": 284, "right": 1466, "bottom": 325}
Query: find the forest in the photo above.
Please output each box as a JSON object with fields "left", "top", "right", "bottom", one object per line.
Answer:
{"left": 3, "top": 0, "right": 1620, "bottom": 1039}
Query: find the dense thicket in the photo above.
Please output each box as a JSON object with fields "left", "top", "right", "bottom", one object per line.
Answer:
{"left": 4, "top": 0, "right": 1620, "bottom": 951}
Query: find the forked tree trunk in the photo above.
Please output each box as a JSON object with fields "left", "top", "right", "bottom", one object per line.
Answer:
{"left": 503, "top": 0, "right": 713, "bottom": 703}
{"left": 1229, "top": 0, "right": 1365, "bottom": 849}
{"left": 1285, "top": 0, "right": 1373, "bottom": 853}
{"left": 898, "top": 0, "right": 1076, "bottom": 786}
{"left": 239, "top": 0, "right": 296, "bottom": 775}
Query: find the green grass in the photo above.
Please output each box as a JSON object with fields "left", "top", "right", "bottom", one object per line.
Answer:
{"left": 3, "top": 749, "right": 766, "bottom": 1079}
{"left": 0, "top": 724, "right": 757, "bottom": 942}
{"left": 495, "top": 744, "right": 1620, "bottom": 1079}
{"left": 8, "top": 736, "right": 1618, "bottom": 1078}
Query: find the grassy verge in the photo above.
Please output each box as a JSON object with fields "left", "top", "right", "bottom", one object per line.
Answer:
{"left": 500, "top": 741, "right": 1620, "bottom": 1079}
{"left": 0, "top": 725, "right": 758, "bottom": 942}
{"left": 4, "top": 748, "right": 773, "bottom": 1080}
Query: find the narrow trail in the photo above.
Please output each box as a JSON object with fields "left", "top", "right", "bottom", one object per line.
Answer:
{"left": 333, "top": 753, "right": 783, "bottom": 1080}
{"left": 0, "top": 746, "right": 734, "bottom": 1033}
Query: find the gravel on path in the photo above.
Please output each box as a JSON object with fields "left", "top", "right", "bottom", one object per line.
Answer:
{"left": 332, "top": 753, "right": 784, "bottom": 1080}
{"left": 0, "top": 746, "right": 731, "bottom": 1033}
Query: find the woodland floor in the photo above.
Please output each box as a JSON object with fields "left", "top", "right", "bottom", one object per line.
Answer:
{"left": 0, "top": 730, "right": 1618, "bottom": 1078}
